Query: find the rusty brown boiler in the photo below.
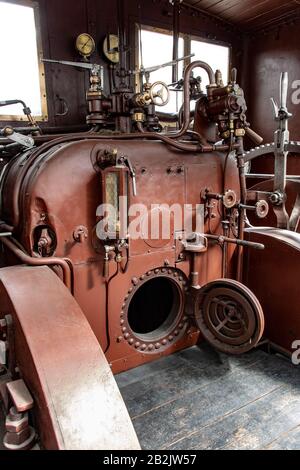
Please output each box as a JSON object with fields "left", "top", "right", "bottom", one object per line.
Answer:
{"left": 0, "top": 138, "right": 243, "bottom": 373}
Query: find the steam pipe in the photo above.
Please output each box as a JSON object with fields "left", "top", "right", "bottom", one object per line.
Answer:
{"left": 1, "top": 236, "right": 73, "bottom": 292}
{"left": 174, "top": 60, "right": 216, "bottom": 139}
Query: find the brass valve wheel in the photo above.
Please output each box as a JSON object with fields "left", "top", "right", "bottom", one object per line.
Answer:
{"left": 149, "top": 81, "right": 170, "bottom": 107}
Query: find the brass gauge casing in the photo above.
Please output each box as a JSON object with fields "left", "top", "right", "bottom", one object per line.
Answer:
{"left": 103, "top": 34, "right": 119, "bottom": 64}
{"left": 76, "top": 33, "right": 95, "bottom": 58}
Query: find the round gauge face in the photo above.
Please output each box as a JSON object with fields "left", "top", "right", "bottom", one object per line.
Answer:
{"left": 103, "top": 34, "right": 119, "bottom": 64}
{"left": 75, "top": 33, "right": 95, "bottom": 57}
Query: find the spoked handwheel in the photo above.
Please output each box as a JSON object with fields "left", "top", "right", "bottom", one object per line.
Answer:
{"left": 195, "top": 279, "right": 265, "bottom": 355}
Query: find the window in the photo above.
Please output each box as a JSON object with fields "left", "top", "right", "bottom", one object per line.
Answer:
{"left": 139, "top": 28, "right": 184, "bottom": 114}
{"left": 138, "top": 26, "right": 230, "bottom": 114}
{"left": 191, "top": 39, "right": 229, "bottom": 89}
{"left": 0, "top": 0, "right": 47, "bottom": 121}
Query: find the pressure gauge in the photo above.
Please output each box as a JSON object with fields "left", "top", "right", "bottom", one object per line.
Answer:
{"left": 75, "top": 33, "right": 95, "bottom": 58}
{"left": 103, "top": 34, "right": 119, "bottom": 64}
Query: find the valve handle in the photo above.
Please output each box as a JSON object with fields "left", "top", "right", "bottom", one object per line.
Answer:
{"left": 149, "top": 81, "right": 170, "bottom": 107}
{"left": 280, "top": 71, "right": 288, "bottom": 112}
{"left": 270, "top": 97, "right": 279, "bottom": 119}
{"left": 245, "top": 127, "right": 264, "bottom": 146}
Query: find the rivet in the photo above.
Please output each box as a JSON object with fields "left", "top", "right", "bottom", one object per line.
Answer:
{"left": 129, "top": 339, "right": 134, "bottom": 345}
{"left": 183, "top": 316, "right": 188, "bottom": 322}
{"left": 161, "top": 268, "right": 166, "bottom": 273}
{"left": 168, "top": 270, "right": 172, "bottom": 274}
{"left": 124, "top": 295, "right": 129, "bottom": 300}
{"left": 162, "top": 339, "right": 167, "bottom": 345}
{"left": 168, "top": 335, "right": 174, "bottom": 342}
{"left": 141, "top": 344, "right": 147, "bottom": 351}
{"left": 140, "top": 275, "right": 145, "bottom": 280}
{"left": 179, "top": 277, "right": 183, "bottom": 281}
{"left": 155, "top": 343, "right": 161, "bottom": 349}
{"left": 132, "top": 277, "right": 139, "bottom": 285}
{"left": 147, "top": 271, "right": 152, "bottom": 276}
{"left": 122, "top": 303, "right": 126, "bottom": 309}
{"left": 174, "top": 272, "right": 178, "bottom": 277}
{"left": 179, "top": 323, "right": 184, "bottom": 329}
{"left": 122, "top": 327, "right": 127, "bottom": 333}
{"left": 117, "top": 336, "right": 123, "bottom": 343}
{"left": 120, "top": 319, "right": 125, "bottom": 325}
{"left": 135, "top": 342, "right": 141, "bottom": 349}
{"left": 148, "top": 344, "right": 154, "bottom": 351}
{"left": 154, "top": 269, "right": 159, "bottom": 274}
{"left": 128, "top": 288, "right": 133, "bottom": 293}
{"left": 124, "top": 333, "right": 130, "bottom": 339}
{"left": 174, "top": 330, "right": 179, "bottom": 336}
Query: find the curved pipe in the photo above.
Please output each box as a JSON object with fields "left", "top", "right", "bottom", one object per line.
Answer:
{"left": 1, "top": 236, "right": 73, "bottom": 292}
{"left": 174, "top": 60, "right": 215, "bottom": 139}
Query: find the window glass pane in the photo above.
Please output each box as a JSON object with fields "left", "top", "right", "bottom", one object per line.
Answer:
{"left": 191, "top": 40, "right": 229, "bottom": 89}
{"left": 0, "top": 1, "right": 42, "bottom": 116}
{"left": 140, "top": 29, "right": 184, "bottom": 114}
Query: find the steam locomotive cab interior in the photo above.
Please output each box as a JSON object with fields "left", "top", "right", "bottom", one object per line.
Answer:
{"left": 1, "top": 0, "right": 300, "bottom": 452}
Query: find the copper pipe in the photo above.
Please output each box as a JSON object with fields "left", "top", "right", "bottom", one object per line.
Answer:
{"left": 173, "top": 60, "right": 216, "bottom": 139}
{"left": 1, "top": 237, "right": 73, "bottom": 292}
{"left": 0, "top": 221, "right": 14, "bottom": 232}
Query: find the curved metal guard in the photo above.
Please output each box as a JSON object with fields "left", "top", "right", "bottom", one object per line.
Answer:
{"left": 0, "top": 265, "right": 140, "bottom": 450}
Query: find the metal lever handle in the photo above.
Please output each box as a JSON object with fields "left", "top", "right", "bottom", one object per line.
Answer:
{"left": 270, "top": 98, "right": 279, "bottom": 119}
{"left": 245, "top": 127, "right": 264, "bottom": 146}
{"left": 118, "top": 156, "right": 137, "bottom": 197}
{"left": 280, "top": 72, "right": 288, "bottom": 112}
{"left": 206, "top": 234, "right": 265, "bottom": 250}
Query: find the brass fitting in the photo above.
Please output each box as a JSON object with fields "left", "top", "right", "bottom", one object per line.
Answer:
{"left": 132, "top": 112, "right": 145, "bottom": 123}
{"left": 235, "top": 128, "right": 246, "bottom": 137}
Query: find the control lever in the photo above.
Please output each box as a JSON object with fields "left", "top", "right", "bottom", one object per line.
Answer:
{"left": 118, "top": 156, "right": 137, "bottom": 196}
{"left": 272, "top": 72, "right": 292, "bottom": 229}
{"left": 271, "top": 72, "right": 292, "bottom": 121}
{"left": 0, "top": 126, "right": 34, "bottom": 149}
{"left": 271, "top": 97, "right": 279, "bottom": 119}
{"left": 280, "top": 71, "right": 288, "bottom": 112}
{"left": 245, "top": 127, "right": 264, "bottom": 146}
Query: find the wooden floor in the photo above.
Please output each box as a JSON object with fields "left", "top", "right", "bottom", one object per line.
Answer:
{"left": 1, "top": 344, "right": 300, "bottom": 450}
{"left": 115, "top": 344, "right": 300, "bottom": 450}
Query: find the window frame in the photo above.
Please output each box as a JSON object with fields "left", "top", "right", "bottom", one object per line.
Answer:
{"left": 135, "top": 23, "right": 232, "bottom": 96}
{"left": 0, "top": 0, "right": 48, "bottom": 122}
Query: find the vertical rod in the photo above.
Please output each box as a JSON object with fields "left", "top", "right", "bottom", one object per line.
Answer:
{"left": 117, "top": 0, "right": 128, "bottom": 87}
{"left": 236, "top": 137, "right": 247, "bottom": 282}
{"left": 172, "top": 0, "right": 180, "bottom": 84}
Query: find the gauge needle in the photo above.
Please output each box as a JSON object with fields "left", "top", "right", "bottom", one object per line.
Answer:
{"left": 82, "top": 39, "right": 91, "bottom": 51}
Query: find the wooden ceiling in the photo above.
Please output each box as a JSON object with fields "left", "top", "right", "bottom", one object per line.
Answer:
{"left": 183, "top": 0, "right": 300, "bottom": 30}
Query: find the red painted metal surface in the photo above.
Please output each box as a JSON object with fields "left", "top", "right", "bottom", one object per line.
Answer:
{"left": 244, "top": 227, "right": 300, "bottom": 354}
{"left": 0, "top": 138, "right": 240, "bottom": 373}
